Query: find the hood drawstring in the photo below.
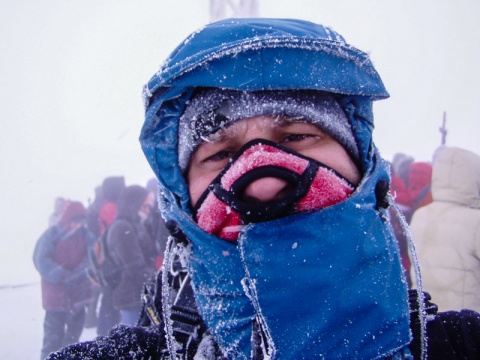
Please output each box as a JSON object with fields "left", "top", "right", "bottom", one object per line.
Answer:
{"left": 161, "top": 224, "right": 177, "bottom": 358}
{"left": 389, "top": 197, "right": 427, "bottom": 360}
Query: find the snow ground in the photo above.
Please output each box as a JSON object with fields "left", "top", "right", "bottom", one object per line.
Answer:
{"left": 0, "top": 282, "right": 96, "bottom": 360}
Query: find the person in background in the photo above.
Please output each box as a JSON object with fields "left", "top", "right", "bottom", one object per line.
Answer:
{"left": 98, "top": 176, "right": 126, "bottom": 233}
{"left": 107, "top": 185, "right": 157, "bottom": 325}
{"left": 410, "top": 146, "right": 480, "bottom": 313}
{"left": 392, "top": 152, "right": 414, "bottom": 189}
{"left": 83, "top": 185, "right": 104, "bottom": 329}
{"left": 85, "top": 185, "right": 104, "bottom": 239}
{"left": 407, "top": 161, "right": 433, "bottom": 214}
{"left": 47, "top": 18, "right": 480, "bottom": 359}
{"left": 48, "top": 197, "right": 69, "bottom": 227}
{"left": 95, "top": 176, "right": 125, "bottom": 335}
{"left": 390, "top": 159, "right": 433, "bottom": 288}
{"left": 145, "top": 178, "right": 169, "bottom": 269}
{"left": 390, "top": 163, "right": 414, "bottom": 287}
{"left": 34, "top": 201, "right": 95, "bottom": 360}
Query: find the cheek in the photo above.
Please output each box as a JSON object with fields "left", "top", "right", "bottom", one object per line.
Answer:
{"left": 188, "top": 174, "right": 215, "bottom": 206}
{"left": 303, "top": 145, "right": 361, "bottom": 185}
{"left": 334, "top": 156, "right": 361, "bottom": 185}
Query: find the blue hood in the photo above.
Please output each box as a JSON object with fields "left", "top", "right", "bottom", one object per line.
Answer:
{"left": 140, "top": 18, "right": 389, "bottom": 210}
{"left": 140, "top": 18, "right": 410, "bottom": 359}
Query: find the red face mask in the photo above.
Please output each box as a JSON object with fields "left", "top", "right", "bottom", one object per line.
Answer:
{"left": 193, "top": 139, "right": 355, "bottom": 241}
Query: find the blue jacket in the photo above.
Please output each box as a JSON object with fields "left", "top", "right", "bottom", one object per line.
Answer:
{"left": 139, "top": 18, "right": 411, "bottom": 359}
{"left": 33, "top": 224, "right": 95, "bottom": 311}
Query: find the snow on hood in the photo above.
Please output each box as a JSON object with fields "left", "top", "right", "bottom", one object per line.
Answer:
{"left": 140, "top": 18, "right": 389, "bottom": 211}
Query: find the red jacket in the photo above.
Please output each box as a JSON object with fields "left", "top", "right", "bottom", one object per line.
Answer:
{"left": 33, "top": 201, "right": 95, "bottom": 311}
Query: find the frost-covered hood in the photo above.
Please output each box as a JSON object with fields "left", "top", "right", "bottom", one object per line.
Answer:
{"left": 140, "top": 18, "right": 389, "bottom": 210}
{"left": 432, "top": 146, "right": 480, "bottom": 208}
{"left": 139, "top": 18, "right": 410, "bottom": 359}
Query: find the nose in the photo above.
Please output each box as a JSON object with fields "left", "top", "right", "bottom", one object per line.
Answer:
{"left": 242, "top": 177, "right": 291, "bottom": 203}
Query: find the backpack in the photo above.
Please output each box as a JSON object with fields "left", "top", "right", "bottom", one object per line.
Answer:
{"left": 87, "top": 226, "right": 123, "bottom": 288}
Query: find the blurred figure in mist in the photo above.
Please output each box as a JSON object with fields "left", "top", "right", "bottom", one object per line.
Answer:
{"left": 390, "top": 155, "right": 433, "bottom": 288}
{"left": 390, "top": 153, "right": 415, "bottom": 287}
{"left": 107, "top": 185, "right": 157, "bottom": 325}
{"left": 48, "top": 197, "right": 69, "bottom": 227}
{"left": 407, "top": 161, "right": 433, "bottom": 215}
{"left": 85, "top": 186, "right": 104, "bottom": 239}
{"left": 95, "top": 176, "right": 125, "bottom": 335}
{"left": 83, "top": 185, "right": 104, "bottom": 329}
{"left": 145, "top": 178, "right": 169, "bottom": 269}
{"left": 98, "top": 176, "right": 126, "bottom": 233}
{"left": 392, "top": 153, "right": 414, "bottom": 189}
{"left": 33, "top": 201, "right": 95, "bottom": 360}
{"left": 410, "top": 147, "right": 480, "bottom": 312}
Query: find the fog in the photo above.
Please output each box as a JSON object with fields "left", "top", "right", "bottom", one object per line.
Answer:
{"left": 1, "top": 0, "right": 479, "bottom": 288}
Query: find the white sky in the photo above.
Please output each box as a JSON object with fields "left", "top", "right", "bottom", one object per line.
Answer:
{"left": 1, "top": 0, "right": 479, "bottom": 285}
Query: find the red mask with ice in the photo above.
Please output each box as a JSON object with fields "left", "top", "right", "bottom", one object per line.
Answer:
{"left": 193, "top": 139, "right": 355, "bottom": 241}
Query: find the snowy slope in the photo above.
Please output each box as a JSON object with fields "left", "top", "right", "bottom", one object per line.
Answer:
{"left": 0, "top": 283, "right": 96, "bottom": 360}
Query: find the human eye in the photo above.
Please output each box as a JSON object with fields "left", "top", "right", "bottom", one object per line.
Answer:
{"left": 193, "top": 140, "right": 237, "bottom": 169}
{"left": 281, "top": 133, "right": 320, "bottom": 144}
{"left": 203, "top": 149, "right": 234, "bottom": 163}
{"left": 277, "top": 121, "right": 326, "bottom": 147}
